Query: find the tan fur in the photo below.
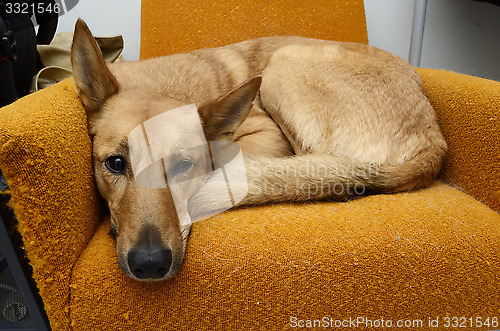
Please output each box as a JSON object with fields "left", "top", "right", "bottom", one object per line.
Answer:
{"left": 71, "top": 19, "right": 447, "bottom": 281}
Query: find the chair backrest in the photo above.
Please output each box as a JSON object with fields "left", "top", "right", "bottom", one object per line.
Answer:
{"left": 140, "top": 0, "right": 368, "bottom": 59}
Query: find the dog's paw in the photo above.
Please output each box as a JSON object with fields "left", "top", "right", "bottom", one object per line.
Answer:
{"left": 187, "top": 166, "right": 249, "bottom": 222}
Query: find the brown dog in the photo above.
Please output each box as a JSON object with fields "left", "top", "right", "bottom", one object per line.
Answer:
{"left": 71, "top": 19, "right": 446, "bottom": 281}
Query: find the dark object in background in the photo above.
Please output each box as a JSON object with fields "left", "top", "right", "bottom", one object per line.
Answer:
{"left": 472, "top": 0, "right": 500, "bottom": 6}
{"left": 0, "top": 0, "right": 58, "bottom": 107}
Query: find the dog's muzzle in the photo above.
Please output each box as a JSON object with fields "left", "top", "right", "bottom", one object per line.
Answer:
{"left": 126, "top": 225, "right": 172, "bottom": 280}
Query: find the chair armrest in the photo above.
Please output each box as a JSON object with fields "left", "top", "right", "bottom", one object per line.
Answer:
{"left": 0, "top": 79, "right": 102, "bottom": 329}
{"left": 417, "top": 68, "right": 500, "bottom": 212}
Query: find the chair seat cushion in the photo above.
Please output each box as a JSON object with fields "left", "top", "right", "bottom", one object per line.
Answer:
{"left": 69, "top": 182, "right": 500, "bottom": 330}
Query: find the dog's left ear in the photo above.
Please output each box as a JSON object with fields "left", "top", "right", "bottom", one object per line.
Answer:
{"left": 198, "top": 76, "right": 262, "bottom": 141}
{"left": 71, "top": 18, "right": 119, "bottom": 117}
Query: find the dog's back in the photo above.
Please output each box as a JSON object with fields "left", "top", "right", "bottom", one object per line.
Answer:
{"left": 107, "top": 37, "right": 393, "bottom": 102}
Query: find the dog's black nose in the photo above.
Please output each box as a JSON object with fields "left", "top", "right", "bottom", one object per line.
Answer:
{"left": 127, "top": 248, "right": 172, "bottom": 279}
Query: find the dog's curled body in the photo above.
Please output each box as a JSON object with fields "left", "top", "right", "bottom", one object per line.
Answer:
{"left": 71, "top": 19, "right": 446, "bottom": 281}
{"left": 108, "top": 37, "right": 446, "bottom": 201}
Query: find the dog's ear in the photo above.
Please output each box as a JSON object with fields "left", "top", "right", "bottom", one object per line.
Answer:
{"left": 71, "top": 18, "right": 119, "bottom": 117}
{"left": 198, "top": 76, "right": 262, "bottom": 141}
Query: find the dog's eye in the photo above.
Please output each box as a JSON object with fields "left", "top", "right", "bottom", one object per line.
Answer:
{"left": 170, "top": 159, "right": 193, "bottom": 176}
{"left": 105, "top": 155, "right": 127, "bottom": 174}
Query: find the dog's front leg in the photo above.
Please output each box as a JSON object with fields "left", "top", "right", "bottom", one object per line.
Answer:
{"left": 187, "top": 157, "right": 253, "bottom": 222}
{"left": 188, "top": 153, "right": 378, "bottom": 221}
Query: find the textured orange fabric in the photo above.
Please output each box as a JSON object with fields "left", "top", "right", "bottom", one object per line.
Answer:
{"left": 140, "top": 0, "right": 368, "bottom": 59}
{"left": 70, "top": 182, "right": 500, "bottom": 330}
{"left": 418, "top": 69, "right": 500, "bottom": 212}
{"left": 0, "top": 79, "right": 102, "bottom": 330}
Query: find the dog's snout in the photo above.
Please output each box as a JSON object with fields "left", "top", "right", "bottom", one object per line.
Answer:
{"left": 127, "top": 247, "right": 172, "bottom": 280}
{"left": 126, "top": 225, "right": 173, "bottom": 280}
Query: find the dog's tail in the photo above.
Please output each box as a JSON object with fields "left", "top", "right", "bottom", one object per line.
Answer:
{"left": 242, "top": 145, "right": 446, "bottom": 205}
{"left": 187, "top": 144, "right": 446, "bottom": 221}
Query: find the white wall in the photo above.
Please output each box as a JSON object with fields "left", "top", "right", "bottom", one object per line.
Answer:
{"left": 55, "top": 0, "right": 141, "bottom": 61}
{"left": 422, "top": 0, "right": 500, "bottom": 81}
{"left": 364, "top": 0, "right": 414, "bottom": 62}
{"left": 365, "top": 0, "right": 500, "bottom": 81}
{"left": 55, "top": 0, "right": 500, "bottom": 81}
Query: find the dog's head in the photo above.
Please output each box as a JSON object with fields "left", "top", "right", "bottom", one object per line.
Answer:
{"left": 71, "top": 19, "right": 260, "bottom": 281}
